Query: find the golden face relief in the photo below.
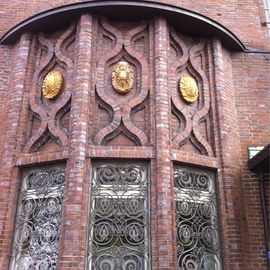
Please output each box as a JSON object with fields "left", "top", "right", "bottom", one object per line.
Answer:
{"left": 112, "top": 61, "right": 134, "bottom": 94}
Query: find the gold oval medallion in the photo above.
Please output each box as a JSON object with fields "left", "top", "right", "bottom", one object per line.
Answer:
{"left": 112, "top": 61, "right": 134, "bottom": 94}
{"left": 179, "top": 75, "right": 199, "bottom": 103}
{"left": 42, "top": 71, "right": 63, "bottom": 99}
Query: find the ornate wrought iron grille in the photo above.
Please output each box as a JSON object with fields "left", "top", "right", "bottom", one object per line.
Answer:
{"left": 88, "top": 162, "right": 150, "bottom": 270}
{"left": 174, "top": 165, "right": 222, "bottom": 270}
{"left": 11, "top": 166, "right": 65, "bottom": 270}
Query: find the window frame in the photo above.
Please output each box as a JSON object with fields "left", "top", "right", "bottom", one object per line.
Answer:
{"left": 87, "top": 161, "right": 151, "bottom": 270}
{"left": 10, "top": 164, "right": 65, "bottom": 270}
{"left": 173, "top": 164, "right": 223, "bottom": 270}
{"left": 263, "top": 0, "right": 270, "bottom": 35}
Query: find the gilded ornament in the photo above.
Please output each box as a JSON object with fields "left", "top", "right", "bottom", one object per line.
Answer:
{"left": 42, "top": 71, "right": 63, "bottom": 99}
{"left": 179, "top": 75, "right": 199, "bottom": 103}
{"left": 112, "top": 61, "right": 134, "bottom": 94}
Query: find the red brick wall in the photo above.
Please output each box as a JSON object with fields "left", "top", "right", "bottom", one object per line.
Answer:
{"left": 0, "top": 34, "right": 32, "bottom": 269}
{"left": 0, "top": 0, "right": 270, "bottom": 50}
{"left": 0, "top": 2, "right": 269, "bottom": 270}
{"left": 232, "top": 52, "right": 270, "bottom": 270}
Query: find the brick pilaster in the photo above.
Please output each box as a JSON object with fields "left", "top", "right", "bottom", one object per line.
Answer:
{"left": 213, "top": 39, "right": 248, "bottom": 270}
{"left": 153, "top": 17, "right": 176, "bottom": 270}
{"left": 0, "top": 33, "right": 32, "bottom": 268}
{"left": 57, "top": 14, "right": 93, "bottom": 270}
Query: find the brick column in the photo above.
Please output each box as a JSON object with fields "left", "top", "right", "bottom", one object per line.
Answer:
{"left": 0, "top": 33, "right": 32, "bottom": 268}
{"left": 57, "top": 14, "right": 93, "bottom": 270}
{"left": 213, "top": 40, "right": 248, "bottom": 270}
{"left": 153, "top": 17, "right": 176, "bottom": 270}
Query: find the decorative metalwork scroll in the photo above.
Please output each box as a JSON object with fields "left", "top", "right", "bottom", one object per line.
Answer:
{"left": 174, "top": 165, "right": 222, "bottom": 270}
{"left": 11, "top": 166, "right": 65, "bottom": 270}
{"left": 88, "top": 162, "right": 150, "bottom": 270}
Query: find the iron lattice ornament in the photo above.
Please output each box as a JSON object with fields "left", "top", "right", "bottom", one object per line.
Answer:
{"left": 112, "top": 61, "right": 134, "bottom": 94}
{"left": 179, "top": 75, "right": 199, "bottom": 103}
{"left": 42, "top": 70, "right": 63, "bottom": 99}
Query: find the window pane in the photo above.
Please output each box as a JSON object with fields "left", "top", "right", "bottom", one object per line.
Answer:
{"left": 263, "top": 0, "right": 270, "bottom": 35}
{"left": 11, "top": 166, "right": 65, "bottom": 270}
{"left": 174, "top": 165, "right": 222, "bottom": 270}
{"left": 88, "top": 162, "right": 150, "bottom": 270}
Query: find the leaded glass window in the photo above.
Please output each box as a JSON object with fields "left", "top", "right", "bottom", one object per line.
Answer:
{"left": 174, "top": 165, "right": 222, "bottom": 270}
{"left": 10, "top": 165, "right": 65, "bottom": 270}
{"left": 87, "top": 162, "right": 150, "bottom": 270}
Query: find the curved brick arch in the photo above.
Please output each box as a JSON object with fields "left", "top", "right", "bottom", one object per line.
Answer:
{"left": 0, "top": 0, "right": 245, "bottom": 51}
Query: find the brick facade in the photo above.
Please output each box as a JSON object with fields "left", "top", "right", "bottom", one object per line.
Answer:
{"left": 0, "top": 1, "right": 269, "bottom": 270}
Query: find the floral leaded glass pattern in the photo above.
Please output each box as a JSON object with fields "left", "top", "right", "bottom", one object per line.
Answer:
{"left": 88, "top": 162, "right": 150, "bottom": 270}
{"left": 174, "top": 165, "right": 222, "bottom": 270}
{"left": 11, "top": 166, "right": 65, "bottom": 270}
